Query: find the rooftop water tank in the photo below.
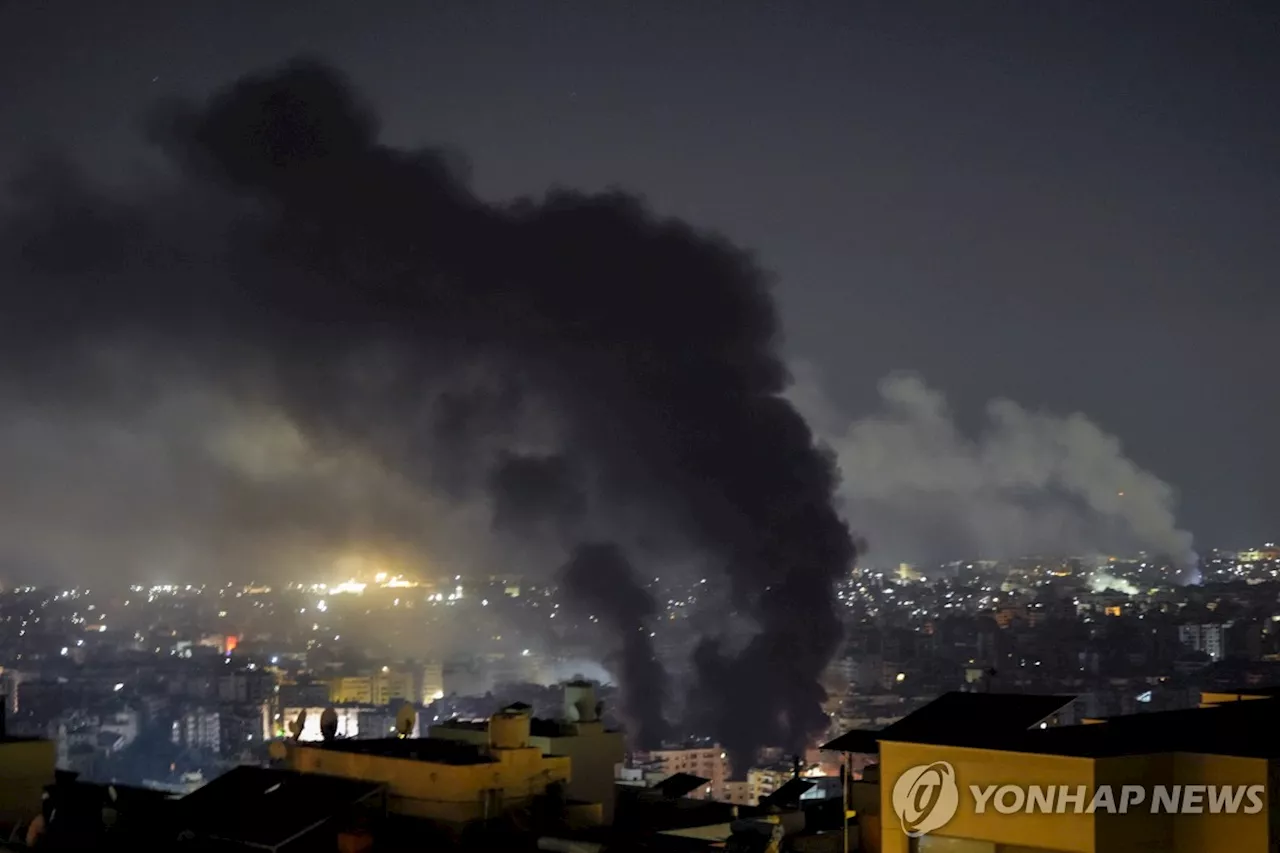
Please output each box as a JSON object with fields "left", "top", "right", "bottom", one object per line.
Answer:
{"left": 564, "top": 680, "right": 598, "bottom": 723}
{"left": 489, "top": 710, "right": 531, "bottom": 750}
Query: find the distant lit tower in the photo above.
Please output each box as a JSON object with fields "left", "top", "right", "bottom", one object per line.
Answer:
{"left": 1178, "top": 623, "right": 1227, "bottom": 661}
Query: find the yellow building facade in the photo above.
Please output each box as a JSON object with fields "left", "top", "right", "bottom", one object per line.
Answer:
{"left": 876, "top": 742, "right": 1269, "bottom": 853}
{"left": 0, "top": 738, "right": 56, "bottom": 832}
{"left": 431, "top": 717, "right": 625, "bottom": 822}
{"left": 285, "top": 712, "right": 572, "bottom": 827}
{"left": 420, "top": 662, "right": 444, "bottom": 703}
{"left": 327, "top": 670, "right": 416, "bottom": 705}
{"left": 826, "top": 690, "right": 1277, "bottom": 853}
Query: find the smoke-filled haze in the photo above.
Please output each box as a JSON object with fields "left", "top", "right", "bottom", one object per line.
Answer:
{"left": 0, "top": 48, "right": 1205, "bottom": 759}
{"left": 0, "top": 59, "right": 853, "bottom": 762}
{"left": 793, "top": 365, "right": 1193, "bottom": 569}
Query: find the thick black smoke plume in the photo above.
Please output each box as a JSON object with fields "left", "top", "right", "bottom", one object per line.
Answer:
{"left": 483, "top": 454, "right": 670, "bottom": 745}
{"left": 560, "top": 544, "right": 669, "bottom": 746}
{"left": 0, "top": 59, "right": 854, "bottom": 759}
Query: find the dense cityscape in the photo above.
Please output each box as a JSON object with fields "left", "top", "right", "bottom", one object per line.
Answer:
{"left": 4, "top": 545, "right": 1278, "bottom": 798}
{"left": 3, "top": 1, "right": 1279, "bottom": 850}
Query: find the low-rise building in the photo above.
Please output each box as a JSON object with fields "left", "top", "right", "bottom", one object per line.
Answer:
{"left": 284, "top": 707, "right": 587, "bottom": 829}
{"left": 431, "top": 680, "right": 625, "bottom": 822}
{"left": 646, "top": 744, "right": 731, "bottom": 800}
{"left": 825, "top": 689, "right": 1280, "bottom": 852}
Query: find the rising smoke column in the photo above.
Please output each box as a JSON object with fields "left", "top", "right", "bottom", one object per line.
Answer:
{"left": 559, "top": 543, "right": 669, "bottom": 747}
{"left": 484, "top": 450, "right": 670, "bottom": 742}
{"left": 484, "top": 453, "right": 672, "bottom": 746}
{"left": 0, "top": 59, "right": 855, "bottom": 757}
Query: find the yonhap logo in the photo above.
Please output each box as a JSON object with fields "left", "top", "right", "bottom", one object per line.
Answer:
{"left": 893, "top": 761, "right": 960, "bottom": 837}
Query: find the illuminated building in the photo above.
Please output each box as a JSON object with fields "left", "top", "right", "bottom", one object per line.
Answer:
{"left": 278, "top": 705, "right": 361, "bottom": 741}
{"left": 723, "top": 779, "right": 753, "bottom": 805}
{"left": 1179, "top": 622, "right": 1228, "bottom": 662}
{"left": 431, "top": 681, "right": 625, "bottom": 822}
{"left": 825, "top": 690, "right": 1279, "bottom": 852}
{"left": 381, "top": 575, "right": 418, "bottom": 588}
{"left": 284, "top": 707, "right": 592, "bottom": 828}
{"left": 647, "top": 744, "right": 731, "bottom": 801}
{"left": 748, "top": 765, "right": 794, "bottom": 806}
{"left": 420, "top": 662, "right": 444, "bottom": 703}
{"left": 172, "top": 708, "right": 221, "bottom": 753}
{"left": 1237, "top": 545, "right": 1279, "bottom": 563}
{"left": 327, "top": 670, "right": 415, "bottom": 705}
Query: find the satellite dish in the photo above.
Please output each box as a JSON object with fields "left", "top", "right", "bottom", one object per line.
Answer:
{"left": 288, "top": 709, "right": 307, "bottom": 741}
{"left": 396, "top": 704, "right": 416, "bottom": 738}
{"left": 267, "top": 741, "right": 287, "bottom": 761}
{"left": 319, "top": 707, "right": 339, "bottom": 742}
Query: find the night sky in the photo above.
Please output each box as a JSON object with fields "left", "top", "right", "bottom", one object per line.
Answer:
{"left": 2, "top": 1, "right": 1278, "bottom": 550}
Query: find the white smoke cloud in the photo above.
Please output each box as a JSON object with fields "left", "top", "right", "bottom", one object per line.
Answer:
{"left": 791, "top": 367, "right": 1194, "bottom": 568}
{"left": 1090, "top": 572, "right": 1139, "bottom": 596}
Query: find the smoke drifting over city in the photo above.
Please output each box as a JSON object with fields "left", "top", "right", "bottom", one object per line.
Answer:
{"left": 0, "top": 59, "right": 854, "bottom": 759}
{"left": 559, "top": 544, "right": 669, "bottom": 748}
{"left": 792, "top": 367, "right": 1194, "bottom": 571}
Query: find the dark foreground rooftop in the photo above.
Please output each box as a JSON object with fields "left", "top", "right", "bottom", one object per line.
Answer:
{"left": 297, "top": 735, "right": 497, "bottom": 764}
{"left": 177, "top": 766, "right": 384, "bottom": 850}
{"left": 433, "top": 715, "right": 616, "bottom": 738}
{"left": 823, "top": 691, "right": 1074, "bottom": 753}
{"left": 827, "top": 688, "right": 1280, "bottom": 760}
